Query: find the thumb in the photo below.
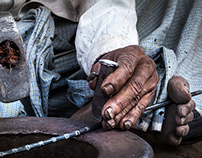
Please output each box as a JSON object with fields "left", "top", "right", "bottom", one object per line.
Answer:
{"left": 167, "top": 76, "right": 191, "bottom": 104}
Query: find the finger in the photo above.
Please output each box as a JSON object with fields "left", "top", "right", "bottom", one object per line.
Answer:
{"left": 167, "top": 133, "right": 182, "bottom": 146}
{"left": 102, "top": 69, "right": 158, "bottom": 121}
{"left": 176, "top": 99, "right": 196, "bottom": 117}
{"left": 167, "top": 76, "right": 191, "bottom": 104}
{"left": 102, "top": 98, "right": 137, "bottom": 130}
{"left": 87, "top": 72, "right": 99, "bottom": 82}
{"left": 119, "top": 89, "right": 156, "bottom": 130}
{"left": 103, "top": 89, "right": 155, "bottom": 130}
{"left": 175, "top": 124, "right": 190, "bottom": 137}
{"left": 175, "top": 112, "right": 194, "bottom": 125}
{"left": 101, "top": 57, "right": 156, "bottom": 97}
{"left": 87, "top": 72, "right": 99, "bottom": 90}
{"left": 88, "top": 62, "right": 101, "bottom": 90}
{"left": 101, "top": 46, "right": 155, "bottom": 96}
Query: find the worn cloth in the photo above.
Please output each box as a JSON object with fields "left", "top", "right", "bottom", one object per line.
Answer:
{"left": 0, "top": 0, "right": 202, "bottom": 133}
{"left": 75, "top": 0, "right": 139, "bottom": 76}
{"left": 76, "top": 0, "right": 202, "bottom": 132}
{"left": 0, "top": 6, "right": 93, "bottom": 118}
{"left": 136, "top": 0, "right": 202, "bottom": 131}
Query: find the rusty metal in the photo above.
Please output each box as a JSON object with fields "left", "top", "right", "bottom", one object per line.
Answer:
{"left": 0, "top": 117, "right": 154, "bottom": 158}
{"left": 1, "top": 88, "right": 199, "bottom": 156}
{"left": 91, "top": 59, "right": 119, "bottom": 122}
{"left": 0, "top": 121, "right": 101, "bottom": 157}
{"left": 0, "top": 12, "right": 29, "bottom": 102}
{"left": 0, "top": 59, "right": 120, "bottom": 157}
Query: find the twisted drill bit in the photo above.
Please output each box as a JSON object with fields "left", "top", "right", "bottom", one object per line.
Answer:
{"left": 0, "top": 123, "right": 101, "bottom": 157}
{"left": 1, "top": 90, "right": 201, "bottom": 157}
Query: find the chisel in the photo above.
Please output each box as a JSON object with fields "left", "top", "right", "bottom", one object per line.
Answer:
{"left": 1, "top": 59, "right": 201, "bottom": 157}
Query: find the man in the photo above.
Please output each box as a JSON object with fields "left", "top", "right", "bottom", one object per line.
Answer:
{"left": 1, "top": 0, "right": 202, "bottom": 146}
{"left": 75, "top": 0, "right": 202, "bottom": 145}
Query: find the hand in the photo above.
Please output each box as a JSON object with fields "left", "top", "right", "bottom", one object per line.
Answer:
{"left": 164, "top": 76, "right": 195, "bottom": 145}
{"left": 127, "top": 75, "right": 196, "bottom": 146}
{"left": 88, "top": 45, "right": 159, "bottom": 130}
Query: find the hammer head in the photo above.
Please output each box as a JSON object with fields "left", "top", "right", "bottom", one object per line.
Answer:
{"left": 0, "top": 12, "right": 29, "bottom": 102}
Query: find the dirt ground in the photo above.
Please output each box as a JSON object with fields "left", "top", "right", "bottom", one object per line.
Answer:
{"left": 151, "top": 141, "right": 202, "bottom": 158}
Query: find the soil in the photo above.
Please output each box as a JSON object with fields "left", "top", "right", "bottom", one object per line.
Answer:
{"left": 151, "top": 141, "right": 202, "bottom": 158}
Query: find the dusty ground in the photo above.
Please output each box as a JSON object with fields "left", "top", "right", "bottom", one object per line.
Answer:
{"left": 151, "top": 141, "right": 202, "bottom": 158}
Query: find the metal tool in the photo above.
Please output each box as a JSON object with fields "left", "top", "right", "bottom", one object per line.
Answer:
{"left": 0, "top": 117, "right": 154, "bottom": 158}
{"left": 1, "top": 90, "right": 202, "bottom": 157}
{"left": 1, "top": 93, "right": 202, "bottom": 157}
{"left": 91, "top": 59, "right": 119, "bottom": 122}
{"left": 0, "top": 12, "right": 29, "bottom": 102}
{"left": 0, "top": 57, "right": 201, "bottom": 156}
{"left": 0, "top": 122, "right": 101, "bottom": 157}
{"left": 145, "top": 90, "right": 202, "bottom": 111}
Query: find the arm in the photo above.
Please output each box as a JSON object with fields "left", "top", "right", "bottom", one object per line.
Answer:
{"left": 75, "top": 0, "right": 158, "bottom": 130}
{"left": 75, "top": 0, "right": 139, "bottom": 76}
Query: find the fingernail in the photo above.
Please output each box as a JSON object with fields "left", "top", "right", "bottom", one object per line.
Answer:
{"left": 181, "top": 107, "right": 188, "bottom": 116}
{"left": 104, "top": 107, "right": 115, "bottom": 120}
{"left": 182, "top": 128, "right": 187, "bottom": 136}
{"left": 183, "top": 85, "right": 190, "bottom": 93}
{"left": 105, "top": 122, "right": 112, "bottom": 130}
{"left": 87, "top": 72, "right": 99, "bottom": 82}
{"left": 123, "top": 120, "right": 132, "bottom": 130}
{"left": 102, "top": 83, "right": 114, "bottom": 96}
{"left": 180, "top": 118, "right": 185, "bottom": 124}
{"left": 174, "top": 139, "right": 180, "bottom": 145}
{"left": 107, "top": 119, "right": 116, "bottom": 129}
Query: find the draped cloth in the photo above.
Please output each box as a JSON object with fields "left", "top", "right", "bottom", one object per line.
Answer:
{"left": 0, "top": 0, "right": 202, "bottom": 133}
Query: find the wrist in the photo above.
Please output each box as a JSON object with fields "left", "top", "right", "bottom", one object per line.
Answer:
{"left": 83, "top": 35, "right": 139, "bottom": 76}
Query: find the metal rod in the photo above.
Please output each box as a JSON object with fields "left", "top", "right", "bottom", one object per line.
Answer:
{"left": 0, "top": 90, "right": 201, "bottom": 157}
{"left": 53, "top": 49, "right": 76, "bottom": 59}
{"left": 0, "top": 123, "right": 101, "bottom": 157}
{"left": 145, "top": 90, "right": 202, "bottom": 111}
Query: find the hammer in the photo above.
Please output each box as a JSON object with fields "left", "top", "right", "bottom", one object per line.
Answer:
{"left": 1, "top": 59, "right": 201, "bottom": 157}
{"left": 0, "top": 12, "right": 29, "bottom": 102}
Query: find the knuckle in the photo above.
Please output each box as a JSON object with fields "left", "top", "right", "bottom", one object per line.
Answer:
{"left": 188, "top": 99, "right": 196, "bottom": 110}
{"left": 130, "top": 79, "right": 143, "bottom": 96}
{"left": 150, "top": 77, "right": 159, "bottom": 91}
{"left": 126, "top": 45, "right": 144, "bottom": 55}
{"left": 121, "top": 108, "right": 130, "bottom": 117}
{"left": 114, "top": 98, "right": 126, "bottom": 111}
{"left": 136, "top": 104, "right": 146, "bottom": 115}
{"left": 120, "top": 56, "right": 135, "bottom": 76}
{"left": 149, "top": 57, "right": 156, "bottom": 68}
{"left": 190, "top": 112, "right": 194, "bottom": 120}
{"left": 143, "top": 57, "right": 156, "bottom": 71}
{"left": 154, "top": 70, "right": 159, "bottom": 83}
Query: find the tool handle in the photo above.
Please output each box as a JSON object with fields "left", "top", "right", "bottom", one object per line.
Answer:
{"left": 91, "top": 59, "right": 119, "bottom": 122}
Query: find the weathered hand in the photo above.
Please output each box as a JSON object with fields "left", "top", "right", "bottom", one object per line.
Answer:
{"left": 88, "top": 45, "right": 159, "bottom": 130}
{"left": 164, "top": 76, "right": 195, "bottom": 145}
{"left": 127, "top": 75, "right": 196, "bottom": 145}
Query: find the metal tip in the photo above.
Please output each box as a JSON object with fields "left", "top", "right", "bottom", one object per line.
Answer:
{"left": 99, "top": 59, "right": 119, "bottom": 67}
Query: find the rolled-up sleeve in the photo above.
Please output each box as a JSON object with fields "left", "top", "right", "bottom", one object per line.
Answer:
{"left": 75, "top": 0, "right": 139, "bottom": 75}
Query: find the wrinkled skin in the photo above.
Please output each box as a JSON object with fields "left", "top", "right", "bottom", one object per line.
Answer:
{"left": 162, "top": 75, "right": 195, "bottom": 145}
{"left": 131, "top": 75, "right": 195, "bottom": 145}
{"left": 88, "top": 45, "right": 159, "bottom": 130}
{"left": 88, "top": 45, "right": 196, "bottom": 146}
